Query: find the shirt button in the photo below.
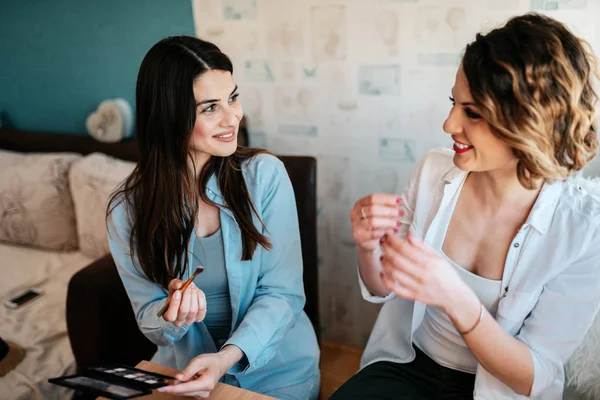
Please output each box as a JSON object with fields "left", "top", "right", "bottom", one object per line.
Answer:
{"left": 514, "top": 243, "right": 520, "bottom": 248}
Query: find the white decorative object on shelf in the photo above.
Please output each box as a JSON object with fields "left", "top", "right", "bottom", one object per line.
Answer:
{"left": 85, "top": 98, "right": 133, "bottom": 142}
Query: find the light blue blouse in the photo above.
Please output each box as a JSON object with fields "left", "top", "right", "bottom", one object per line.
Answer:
{"left": 107, "top": 154, "right": 320, "bottom": 394}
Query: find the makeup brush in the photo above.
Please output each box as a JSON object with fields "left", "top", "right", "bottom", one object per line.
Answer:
{"left": 157, "top": 266, "right": 205, "bottom": 318}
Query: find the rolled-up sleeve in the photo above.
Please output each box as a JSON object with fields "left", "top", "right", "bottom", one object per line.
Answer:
{"left": 358, "top": 263, "right": 396, "bottom": 303}
{"left": 107, "top": 201, "right": 190, "bottom": 346}
{"left": 516, "top": 229, "right": 600, "bottom": 397}
{"left": 224, "top": 160, "right": 306, "bottom": 375}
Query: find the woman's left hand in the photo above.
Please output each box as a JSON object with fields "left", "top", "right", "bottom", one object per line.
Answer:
{"left": 379, "top": 231, "right": 466, "bottom": 311}
{"left": 156, "top": 353, "right": 226, "bottom": 398}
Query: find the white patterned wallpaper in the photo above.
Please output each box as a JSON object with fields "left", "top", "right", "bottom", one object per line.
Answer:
{"left": 192, "top": 0, "right": 600, "bottom": 346}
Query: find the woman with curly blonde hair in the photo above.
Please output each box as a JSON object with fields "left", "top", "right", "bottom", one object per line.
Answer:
{"left": 333, "top": 13, "right": 600, "bottom": 399}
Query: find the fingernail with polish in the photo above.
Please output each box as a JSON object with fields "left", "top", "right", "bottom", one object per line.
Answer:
{"left": 397, "top": 198, "right": 403, "bottom": 205}
{"left": 399, "top": 209, "right": 405, "bottom": 217}
{"left": 397, "top": 221, "right": 401, "bottom": 227}
{"left": 393, "top": 228, "right": 398, "bottom": 234}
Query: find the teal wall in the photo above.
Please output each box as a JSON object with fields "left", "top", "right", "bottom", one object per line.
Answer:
{"left": 0, "top": 0, "right": 195, "bottom": 134}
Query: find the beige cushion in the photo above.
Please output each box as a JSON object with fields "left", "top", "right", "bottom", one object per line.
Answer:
{"left": 69, "top": 153, "right": 135, "bottom": 259}
{"left": 0, "top": 150, "right": 80, "bottom": 250}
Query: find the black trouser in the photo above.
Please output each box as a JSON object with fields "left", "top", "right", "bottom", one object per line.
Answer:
{"left": 330, "top": 347, "right": 476, "bottom": 400}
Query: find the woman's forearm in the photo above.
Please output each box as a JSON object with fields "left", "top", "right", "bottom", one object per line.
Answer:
{"left": 357, "top": 246, "right": 391, "bottom": 297}
{"left": 446, "top": 288, "right": 534, "bottom": 396}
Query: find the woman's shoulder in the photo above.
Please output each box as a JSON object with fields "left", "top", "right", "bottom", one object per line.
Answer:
{"left": 243, "top": 152, "right": 284, "bottom": 170}
{"left": 558, "top": 176, "right": 600, "bottom": 226}
{"left": 106, "top": 193, "right": 134, "bottom": 235}
{"left": 241, "top": 152, "right": 287, "bottom": 186}
{"left": 413, "top": 146, "right": 459, "bottom": 183}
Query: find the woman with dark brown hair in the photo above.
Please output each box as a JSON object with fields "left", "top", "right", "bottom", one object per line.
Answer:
{"left": 334, "top": 13, "right": 600, "bottom": 399}
{"left": 106, "top": 36, "right": 319, "bottom": 399}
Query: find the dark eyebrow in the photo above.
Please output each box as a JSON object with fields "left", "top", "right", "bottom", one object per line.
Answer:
{"left": 450, "top": 88, "right": 477, "bottom": 107}
{"left": 196, "top": 85, "right": 239, "bottom": 106}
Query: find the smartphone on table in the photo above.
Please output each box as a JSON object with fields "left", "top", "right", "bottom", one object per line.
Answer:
{"left": 4, "top": 288, "right": 44, "bottom": 309}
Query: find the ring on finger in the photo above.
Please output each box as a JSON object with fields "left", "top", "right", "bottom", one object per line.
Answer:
{"left": 361, "top": 206, "right": 367, "bottom": 220}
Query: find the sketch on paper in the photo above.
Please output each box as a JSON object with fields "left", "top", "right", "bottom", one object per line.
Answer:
{"left": 375, "top": 10, "right": 400, "bottom": 57}
{"left": 279, "top": 124, "right": 318, "bottom": 137}
{"left": 267, "top": 20, "right": 304, "bottom": 56}
{"left": 302, "top": 64, "right": 318, "bottom": 82}
{"left": 359, "top": 65, "right": 401, "bottom": 96}
{"left": 244, "top": 61, "right": 275, "bottom": 83}
{"left": 415, "top": 6, "right": 473, "bottom": 49}
{"left": 274, "top": 87, "right": 319, "bottom": 122}
{"left": 192, "top": 0, "right": 221, "bottom": 35}
{"left": 379, "top": 138, "right": 417, "bottom": 163}
{"left": 223, "top": 0, "right": 257, "bottom": 20}
{"left": 319, "top": 63, "right": 348, "bottom": 91}
{"left": 280, "top": 62, "right": 297, "bottom": 82}
{"left": 311, "top": 5, "right": 347, "bottom": 61}
{"left": 531, "top": 0, "right": 587, "bottom": 10}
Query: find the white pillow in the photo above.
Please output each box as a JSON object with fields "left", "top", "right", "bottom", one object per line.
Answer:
{"left": 69, "top": 153, "right": 135, "bottom": 259}
{"left": 0, "top": 150, "right": 80, "bottom": 250}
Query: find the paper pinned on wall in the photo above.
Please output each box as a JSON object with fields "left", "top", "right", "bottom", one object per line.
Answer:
{"left": 348, "top": 5, "right": 401, "bottom": 59}
{"left": 414, "top": 6, "right": 477, "bottom": 50}
{"left": 192, "top": 0, "right": 221, "bottom": 36}
{"left": 311, "top": 5, "right": 347, "bottom": 61}
{"left": 223, "top": 0, "right": 258, "bottom": 20}
{"left": 359, "top": 65, "right": 401, "bottom": 96}
{"left": 274, "top": 86, "right": 321, "bottom": 122}
{"left": 530, "top": 0, "right": 587, "bottom": 11}
{"left": 265, "top": 0, "right": 305, "bottom": 57}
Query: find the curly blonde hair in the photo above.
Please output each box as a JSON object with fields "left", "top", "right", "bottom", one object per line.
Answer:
{"left": 462, "top": 13, "right": 599, "bottom": 189}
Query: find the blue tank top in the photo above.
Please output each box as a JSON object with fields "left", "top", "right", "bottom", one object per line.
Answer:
{"left": 191, "top": 227, "right": 232, "bottom": 348}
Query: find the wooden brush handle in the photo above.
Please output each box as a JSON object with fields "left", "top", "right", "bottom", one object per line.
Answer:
{"left": 156, "top": 267, "right": 204, "bottom": 318}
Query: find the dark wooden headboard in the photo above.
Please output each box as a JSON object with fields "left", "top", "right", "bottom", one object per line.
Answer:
{"left": 0, "top": 129, "right": 139, "bottom": 162}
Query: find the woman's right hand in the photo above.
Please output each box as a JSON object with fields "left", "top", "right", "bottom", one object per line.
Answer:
{"left": 163, "top": 279, "right": 207, "bottom": 327}
{"left": 350, "top": 193, "right": 404, "bottom": 252}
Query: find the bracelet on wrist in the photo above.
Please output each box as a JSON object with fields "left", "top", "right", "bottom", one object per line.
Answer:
{"left": 459, "top": 303, "right": 485, "bottom": 335}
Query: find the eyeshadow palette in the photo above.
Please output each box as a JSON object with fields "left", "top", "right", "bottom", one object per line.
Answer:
{"left": 48, "top": 364, "right": 174, "bottom": 399}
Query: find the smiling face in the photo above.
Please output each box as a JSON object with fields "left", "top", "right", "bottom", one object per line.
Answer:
{"left": 189, "top": 69, "right": 243, "bottom": 165}
{"left": 443, "top": 65, "right": 517, "bottom": 173}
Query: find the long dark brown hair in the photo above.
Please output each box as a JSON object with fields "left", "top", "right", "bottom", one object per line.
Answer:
{"left": 462, "top": 13, "right": 598, "bottom": 189}
{"left": 107, "top": 36, "right": 271, "bottom": 290}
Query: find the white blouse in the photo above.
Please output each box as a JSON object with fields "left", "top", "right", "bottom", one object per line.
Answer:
{"left": 358, "top": 147, "right": 600, "bottom": 399}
